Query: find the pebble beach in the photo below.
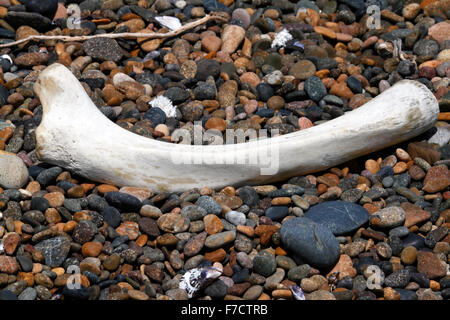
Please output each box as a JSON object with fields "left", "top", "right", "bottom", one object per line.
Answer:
{"left": 0, "top": 0, "right": 449, "bottom": 301}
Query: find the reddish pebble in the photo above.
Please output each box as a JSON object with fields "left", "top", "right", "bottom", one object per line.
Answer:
{"left": 298, "top": 117, "right": 313, "bottom": 130}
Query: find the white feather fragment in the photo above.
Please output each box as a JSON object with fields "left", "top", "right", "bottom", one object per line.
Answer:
{"left": 271, "top": 29, "right": 293, "bottom": 48}
{"left": 149, "top": 95, "right": 177, "bottom": 117}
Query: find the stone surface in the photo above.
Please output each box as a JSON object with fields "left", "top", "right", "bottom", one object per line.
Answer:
{"left": 423, "top": 166, "right": 450, "bottom": 193}
{"left": 370, "top": 206, "right": 406, "bottom": 228}
{"left": 83, "top": 38, "right": 123, "bottom": 62}
{"left": 34, "top": 236, "right": 71, "bottom": 268}
{"left": 280, "top": 217, "right": 340, "bottom": 268}
{"left": 0, "top": 154, "right": 28, "bottom": 189}
{"left": 304, "top": 201, "right": 369, "bottom": 236}
{"left": 417, "top": 251, "right": 447, "bottom": 280}
{"left": 221, "top": 25, "right": 245, "bottom": 54}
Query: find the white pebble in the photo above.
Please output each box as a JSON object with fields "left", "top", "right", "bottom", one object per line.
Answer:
{"left": 175, "top": 0, "right": 186, "bottom": 9}
{"left": 0, "top": 154, "right": 28, "bottom": 189}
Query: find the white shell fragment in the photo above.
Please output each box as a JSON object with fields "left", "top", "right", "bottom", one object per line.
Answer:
{"left": 291, "top": 285, "right": 306, "bottom": 300}
{"left": 34, "top": 63, "right": 439, "bottom": 193}
{"left": 0, "top": 54, "right": 12, "bottom": 64}
{"left": 179, "top": 266, "right": 222, "bottom": 298}
{"left": 155, "top": 16, "right": 182, "bottom": 31}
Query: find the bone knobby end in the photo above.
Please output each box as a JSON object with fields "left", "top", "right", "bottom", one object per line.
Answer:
{"left": 34, "top": 63, "right": 439, "bottom": 193}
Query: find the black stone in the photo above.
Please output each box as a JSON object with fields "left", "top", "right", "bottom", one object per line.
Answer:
{"left": 64, "top": 199, "right": 82, "bottom": 213}
{"left": 388, "top": 235, "right": 404, "bottom": 256}
{"left": 195, "top": 59, "right": 221, "bottom": 81}
{"left": 253, "top": 252, "right": 277, "bottom": 277}
{"left": 82, "top": 38, "right": 123, "bottom": 62}
{"left": 231, "top": 268, "right": 250, "bottom": 284}
{"left": 143, "top": 107, "right": 166, "bottom": 128}
{"left": 138, "top": 217, "right": 160, "bottom": 237}
{"left": 30, "top": 197, "right": 50, "bottom": 212}
{"left": 304, "top": 200, "right": 369, "bottom": 236}
{"left": 376, "top": 166, "right": 394, "bottom": 178}
{"left": 193, "top": 83, "right": 216, "bottom": 100}
{"left": 268, "top": 187, "right": 304, "bottom": 197}
{"left": 16, "top": 255, "right": 33, "bottom": 273}
{"left": 36, "top": 167, "right": 63, "bottom": 186}
{"left": 4, "top": 12, "right": 53, "bottom": 32}
{"left": 105, "top": 192, "right": 142, "bottom": 212}
{"left": 280, "top": 217, "right": 340, "bottom": 268}
{"left": 34, "top": 236, "right": 71, "bottom": 268}
{"left": 410, "top": 272, "right": 430, "bottom": 288}
{"left": 204, "top": 279, "right": 227, "bottom": 299}
{"left": 62, "top": 285, "right": 90, "bottom": 300}
{"left": 163, "top": 87, "right": 190, "bottom": 104}
{"left": 24, "top": 0, "right": 58, "bottom": 19}
{"left": 0, "top": 290, "right": 18, "bottom": 300}
{"left": 395, "top": 289, "right": 418, "bottom": 300}
{"left": 102, "top": 206, "right": 122, "bottom": 228}
{"left": 256, "top": 83, "right": 274, "bottom": 102}
{"left": 397, "top": 60, "right": 416, "bottom": 77}
{"left": 237, "top": 186, "right": 259, "bottom": 207}
{"left": 384, "top": 269, "right": 410, "bottom": 288}
{"left": 265, "top": 206, "right": 289, "bottom": 221}
{"left": 347, "top": 76, "right": 363, "bottom": 93}
{"left": 402, "top": 233, "right": 425, "bottom": 250}
{"left": 255, "top": 108, "right": 275, "bottom": 118}
{"left": 304, "top": 76, "right": 327, "bottom": 102}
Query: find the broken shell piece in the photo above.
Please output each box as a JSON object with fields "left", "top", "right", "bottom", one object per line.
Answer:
{"left": 179, "top": 266, "right": 222, "bottom": 298}
{"left": 155, "top": 16, "right": 182, "bottom": 31}
{"left": 291, "top": 285, "right": 306, "bottom": 300}
{"left": 34, "top": 64, "right": 438, "bottom": 193}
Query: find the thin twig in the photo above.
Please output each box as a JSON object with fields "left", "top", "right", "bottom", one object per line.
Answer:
{"left": 0, "top": 13, "right": 228, "bottom": 49}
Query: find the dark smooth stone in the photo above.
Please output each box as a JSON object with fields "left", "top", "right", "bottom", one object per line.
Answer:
{"left": 0, "top": 290, "right": 18, "bottom": 300}
{"left": 30, "top": 197, "right": 50, "bottom": 212}
{"left": 143, "top": 107, "right": 166, "bottom": 128}
{"left": 402, "top": 233, "right": 425, "bottom": 250}
{"left": 304, "top": 200, "right": 369, "bottom": 236}
{"left": 280, "top": 217, "right": 340, "bottom": 268}
{"left": 36, "top": 167, "right": 63, "bottom": 186}
{"left": 104, "top": 192, "right": 142, "bottom": 212}
{"left": 265, "top": 206, "right": 289, "bottom": 221}
{"left": 395, "top": 289, "right": 418, "bottom": 300}
{"left": 410, "top": 272, "right": 430, "bottom": 288}
{"left": 102, "top": 206, "right": 122, "bottom": 228}
{"left": 268, "top": 187, "right": 304, "bottom": 197}
{"left": 62, "top": 285, "right": 90, "bottom": 300}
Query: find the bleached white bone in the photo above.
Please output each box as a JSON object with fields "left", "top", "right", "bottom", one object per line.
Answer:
{"left": 34, "top": 63, "right": 438, "bottom": 193}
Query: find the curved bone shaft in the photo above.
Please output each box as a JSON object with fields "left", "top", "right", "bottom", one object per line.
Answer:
{"left": 34, "top": 63, "right": 439, "bottom": 193}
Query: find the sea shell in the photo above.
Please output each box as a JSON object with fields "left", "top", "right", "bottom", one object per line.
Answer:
{"left": 179, "top": 266, "right": 222, "bottom": 298}
{"left": 155, "top": 16, "right": 182, "bottom": 31}
{"left": 0, "top": 54, "right": 12, "bottom": 64}
{"left": 291, "top": 285, "right": 306, "bottom": 300}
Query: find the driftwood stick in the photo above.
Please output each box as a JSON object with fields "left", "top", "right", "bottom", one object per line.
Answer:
{"left": 0, "top": 13, "right": 228, "bottom": 49}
